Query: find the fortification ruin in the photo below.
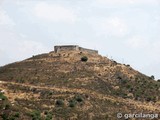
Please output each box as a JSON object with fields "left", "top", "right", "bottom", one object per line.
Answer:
{"left": 54, "top": 45, "right": 98, "bottom": 54}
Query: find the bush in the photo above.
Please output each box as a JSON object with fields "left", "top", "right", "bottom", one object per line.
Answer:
{"left": 75, "top": 96, "right": 83, "bottom": 102}
{"left": 1, "top": 113, "right": 8, "bottom": 120}
{"left": 69, "top": 100, "right": 76, "bottom": 108}
{"left": 48, "top": 91, "right": 53, "bottom": 95}
{"left": 81, "top": 56, "right": 88, "bottom": 62}
{"left": 55, "top": 99, "right": 64, "bottom": 106}
{"left": 0, "top": 93, "right": 7, "bottom": 100}
{"left": 146, "top": 96, "right": 152, "bottom": 102}
{"left": 30, "top": 110, "right": 41, "bottom": 120}
{"left": 126, "top": 64, "right": 130, "bottom": 67}
{"left": 121, "top": 79, "right": 127, "bottom": 84}
{"left": 45, "top": 113, "right": 52, "bottom": 120}
{"left": 14, "top": 112, "right": 20, "bottom": 118}
{"left": 5, "top": 104, "right": 10, "bottom": 110}
{"left": 126, "top": 84, "right": 131, "bottom": 89}
{"left": 44, "top": 111, "right": 48, "bottom": 115}
{"left": 8, "top": 116, "right": 16, "bottom": 120}
{"left": 146, "top": 96, "right": 156, "bottom": 102}
{"left": 150, "top": 75, "right": 155, "bottom": 80}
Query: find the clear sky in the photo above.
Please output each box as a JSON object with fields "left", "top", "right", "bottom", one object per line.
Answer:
{"left": 0, "top": 0, "right": 160, "bottom": 79}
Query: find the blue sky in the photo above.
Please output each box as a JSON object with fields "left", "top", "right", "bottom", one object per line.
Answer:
{"left": 0, "top": 0, "right": 160, "bottom": 79}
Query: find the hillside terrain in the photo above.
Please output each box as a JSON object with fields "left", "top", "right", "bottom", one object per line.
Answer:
{"left": 0, "top": 50, "right": 160, "bottom": 120}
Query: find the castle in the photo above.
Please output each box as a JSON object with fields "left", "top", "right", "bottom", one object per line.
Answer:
{"left": 54, "top": 45, "right": 98, "bottom": 54}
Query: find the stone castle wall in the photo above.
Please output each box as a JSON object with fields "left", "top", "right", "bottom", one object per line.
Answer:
{"left": 54, "top": 45, "right": 98, "bottom": 54}
{"left": 79, "top": 47, "right": 98, "bottom": 54}
{"left": 54, "top": 45, "right": 79, "bottom": 53}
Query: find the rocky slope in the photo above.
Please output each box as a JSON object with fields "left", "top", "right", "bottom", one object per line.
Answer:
{"left": 0, "top": 50, "right": 160, "bottom": 120}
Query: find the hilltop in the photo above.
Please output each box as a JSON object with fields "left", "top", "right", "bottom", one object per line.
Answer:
{"left": 0, "top": 47, "right": 160, "bottom": 120}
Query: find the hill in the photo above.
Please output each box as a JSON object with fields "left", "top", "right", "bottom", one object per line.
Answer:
{"left": 0, "top": 49, "right": 160, "bottom": 120}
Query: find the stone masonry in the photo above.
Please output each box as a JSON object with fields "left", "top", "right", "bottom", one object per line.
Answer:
{"left": 54, "top": 45, "right": 98, "bottom": 54}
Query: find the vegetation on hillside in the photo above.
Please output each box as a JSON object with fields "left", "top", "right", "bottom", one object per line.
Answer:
{"left": 0, "top": 51, "right": 160, "bottom": 119}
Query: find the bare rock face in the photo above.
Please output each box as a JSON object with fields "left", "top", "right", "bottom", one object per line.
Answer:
{"left": 0, "top": 47, "right": 160, "bottom": 120}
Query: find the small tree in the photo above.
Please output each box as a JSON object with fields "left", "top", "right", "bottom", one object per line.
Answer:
{"left": 81, "top": 56, "right": 88, "bottom": 62}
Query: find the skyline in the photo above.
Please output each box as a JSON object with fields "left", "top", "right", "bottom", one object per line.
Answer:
{"left": 0, "top": 0, "right": 160, "bottom": 79}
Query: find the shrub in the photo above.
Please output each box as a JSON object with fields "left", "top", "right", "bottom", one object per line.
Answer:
{"left": 1, "top": 113, "right": 8, "bottom": 120}
{"left": 146, "top": 96, "right": 152, "bottom": 102}
{"left": 126, "top": 64, "right": 130, "bottom": 67}
{"left": 126, "top": 84, "right": 131, "bottom": 89}
{"left": 146, "top": 96, "right": 156, "bottom": 102}
{"left": 69, "top": 100, "right": 76, "bottom": 108}
{"left": 44, "top": 111, "right": 48, "bottom": 115}
{"left": 45, "top": 113, "right": 52, "bottom": 120}
{"left": 121, "top": 79, "right": 127, "bottom": 84}
{"left": 81, "top": 56, "right": 88, "bottom": 62}
{"left": 0, "top": 93, "right": 7, "bottom": 100}
{"left": 117, "top": 76, "right": 122, "bottom": 80}
{"left": 8, "top": 116, "right": 16, "bottom": 120}
{"left": 14, "top": 112, "right": 20, "bottom": 118}
{"left": 55, "top": 99, "right": 64, "bottom": 106}
{"left": 150, "top": 75, "right": 155, "bottom": 80}
{"left": 30, "top": 110, "right": 41, "bottom": 120}
{"left": 48, "top": 91, "right": 53, "bottom": 95}
{"left": 75, "top": 96, "right": 83, "bottom": 102}
{"left": 5, "top": 104, "right": 10, "bottom": 110}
